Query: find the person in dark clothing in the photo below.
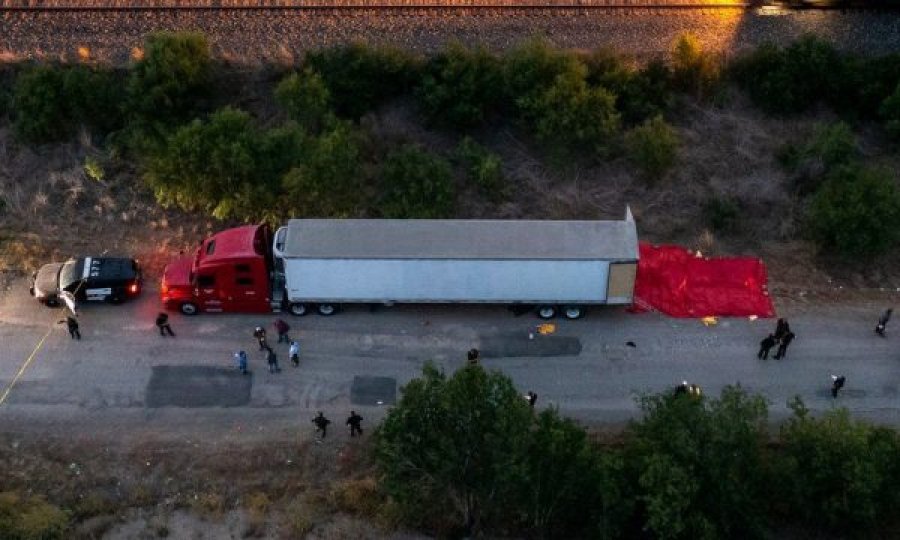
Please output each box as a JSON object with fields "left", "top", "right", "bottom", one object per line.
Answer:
{"left": 467, "top": 348, "right": 480, "bottom": 365}
{"left": 266, "top": 346, "right": 280, "bottom": 373}
{"left": 525, "top": 391, "right": 538, "bottom": 409}
{"left": 876, "top": 308, "right": 893, "bottom": 337}
{"left": 831, "top": 375, "right": 846, "bottom": 398}
{"left": 253, "top": 326, "right": 267, "bottom": 350}
{"left": 313, "top": 412, "right": 331, "bottom": 439}
{"left": 774, "top": 318, "right": 790, "bottom": 341}
{"left": 234, "top": 350, "right": 249, "bottom": 375}
{"left": 346, "top": 411, "right": 363, "bottom": 437}
{"left": 155, "top": 313, "right": 175, "bottom": 337}
{"left": 758, "top": 334, "right": 776, "bottom": 360}
{"left": 60, "top": 316, "right": 81, "bottom": 340}
{"left": 274, "top": 319, "right": 291, "bottom": 343}
{"left": 773, "top": 331, "right": 795, "bottom": 360}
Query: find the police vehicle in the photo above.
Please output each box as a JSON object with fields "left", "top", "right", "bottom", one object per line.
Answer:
{"left": 30, "top": 257, "right": 142, "bottom": 306}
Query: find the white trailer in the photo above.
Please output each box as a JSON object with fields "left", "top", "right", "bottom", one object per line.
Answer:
{"left": 272, "top": 211, "right": 638, "bottom": 319}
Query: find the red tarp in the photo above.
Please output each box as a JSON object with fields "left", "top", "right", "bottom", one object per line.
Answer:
{"left": 633, "top": 243, "right": 776, "bottom": 318}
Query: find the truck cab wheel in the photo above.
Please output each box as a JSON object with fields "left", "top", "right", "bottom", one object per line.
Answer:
{"left": 288, "top": 302, "right": 309, "bottom": 317}
{"left": 180, "top": 302, "right": 199, "bottom": 316}
{"left": 316, "top": 303, "right": 337, "bottom": 316}
{"left": 563, "top": 306, "right": 584, "bottom": 319}
{"left": 537, "top": 305, "right": 557, "bottom": 319}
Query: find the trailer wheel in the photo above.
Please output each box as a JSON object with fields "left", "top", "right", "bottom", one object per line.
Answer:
{"left": 316, "top": 303, "right": 337, "bottom": 316}
{"left": 288, "top": 302, "right": 309, "bottom": 317}
{"left": 537, "top": 305, "right": 557, "bottom": 319}
{"left": 45, "top": 297, "right": 60, "bottom": 308}
{"left": 563, "top": 306, "right": 584, "bottom": 319}
{"left": 180, "top": 302, "right": 199, "bottom": 316}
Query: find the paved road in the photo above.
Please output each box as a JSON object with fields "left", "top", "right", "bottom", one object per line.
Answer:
{"left": 0, "top": 279, "right": 898, "bottom": 441}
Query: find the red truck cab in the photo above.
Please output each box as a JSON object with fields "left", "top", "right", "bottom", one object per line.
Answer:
{"left": 161, "top": 225, "right": 274, "bottom": 315}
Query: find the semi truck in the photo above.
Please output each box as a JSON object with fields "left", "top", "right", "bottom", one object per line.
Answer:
{"left": 160, "top": 212, "right": 639, "bottom": 319}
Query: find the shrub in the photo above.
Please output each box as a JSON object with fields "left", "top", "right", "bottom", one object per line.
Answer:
{"left": 0, "top": 491, "right": 69, "bottom": 540}
{"left": 807, "top": 164, "right": 900, "bottom": 258}
{"left": 455, "top": 137, "right": 506, "bottom": 202}
{"left": 146, "top": 107, "right": 303, "bottom": 221}
{"left": 671, "top": 33, "right": 721, "bottom": 99}
{"left": 732, "top": 36, "right": 843, "bottom": 115}
{"left": 778, "top": 399, "right": 900, "bottom": 533}
{"left": 126, "top": 31, "right": 212, "bottom": 146}
{"left": 281, "top": 122, "right": 366, "bottom": 217}
{"left": 378, "top": 145, "right": 455, "bottom": 218}
{"left": 416, "top": 42, "right": 503, "bottom": 129}
{"left": 12, "top": 65, "right": 122, "bottom": 143}
{"left": 624, "top": 115, "right": 678, "bottom": 180}
{"left": 881, "top": 82, "right": 900, "bottom": 140}
{"left": 274, "top": 69, "right": 333, "bottom": 132}
{"left": 703, "top": 197, "right": 740, "bottom": 233}
{"left": 502, "top": 38, "right": 585, "bottom": 112}
{"left": 305, "top": 43, "right": 419, "bottom": 119}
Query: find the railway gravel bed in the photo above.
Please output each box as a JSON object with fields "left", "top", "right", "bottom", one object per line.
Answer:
{"left": 1, "top": 10, "right": 899, "bottom": 65}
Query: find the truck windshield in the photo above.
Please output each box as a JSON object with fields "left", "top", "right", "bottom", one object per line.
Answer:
{"left": 58, "top": 259, "right": 82, "bottom": 289}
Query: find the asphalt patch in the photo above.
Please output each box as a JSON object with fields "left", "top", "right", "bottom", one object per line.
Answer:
{"left": 351, "top": 376, "right": 397, "bottom": 406}
{"left": 480, "top": 334, "right": 582, "bottom": 358}
{"left": 146, "top": 366, "right": 252, "bottom": 408}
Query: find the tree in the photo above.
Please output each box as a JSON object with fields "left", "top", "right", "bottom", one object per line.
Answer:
{"left": 807, "top": 164, "right": 900, "bottom": 258}
{"left": 626, "top": 386, "right": 771, "bottom": 540}
{"left": 375, "top": 363, "right": 533, "bottom": 535}
{"left": 624, "top": 115, "right": 678, "bottom": 181}
{"left": 378, "top": 145, "right": 455, "bottom": 218}
{"left": 305, "top": 43, "right": 419, "bottom": 119}
{"left": 274, "top": 69, "right": 334, "bottom": 132}
{"left": 281, "top": 122, "right": 366, "bottom": 217}
{"left": 416, "top": 42, "right": 503, "bottom": 129}
{"left": 778, "top": 398, "right": 900, "bottom": 533}
{"left": 145, "top": 107, "right": 298, "bottom": 221}
{"left": 881, "top": 82, "right": 900, "bottom": 140}
{"left": 126, "top": 31, "right": 212, "bottom": 147}
{"left": 671, "top": 33, "right": 721, "bottom": 100}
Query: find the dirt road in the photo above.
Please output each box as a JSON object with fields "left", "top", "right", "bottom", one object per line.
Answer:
{"left": 1, "top": 278, "right": 898, "bottom": 444}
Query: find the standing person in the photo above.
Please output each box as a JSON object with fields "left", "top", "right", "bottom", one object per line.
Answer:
{"left": 758, "top": 334, "right": 776, "bottom": 360}
{"left": 774, "top": 318, "right": 790, "bottom": 341}
{"left": 467, "top": 348, "right": 480, "bottom": 365}
{"left": 234, "top": 350, "right": 249, "bottom": 375}
{"left": 59, "top": 316, "right": 81, "bottom": 340}
{"left": 156, "top": 312, "right": 175, "bottom": 337}
{"left": 289, "top": 340, "right": 300, "bottom": 367}
{"left": 875, "top": 308, "right": 893, "bottom": 337}
{"left": 346, "top": 411, "right": 363, "bottom": 437}
{"left": 266, "top": 346, "right": 280, "bottom": 373}
{"left": 253, "top": 326, "right": 267, "bottom": 350}
{"left": 831, "top": 375, "right": 846, "bottom": 398}
{"left": 312, "top": 412, "right": 331, "bottom": 439}
{"left": 773, "top": 331, "right": 795, "bottom": 360}
{"left": 274, "top": 319, "right": 291, "bottom": 344}
{"left": 524, "top": 391, "right": 538, "bottom": 409}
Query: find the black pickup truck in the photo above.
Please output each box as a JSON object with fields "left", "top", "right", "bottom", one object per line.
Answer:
{"left": 30, "top": 257, "right": 142, "bottom": 306}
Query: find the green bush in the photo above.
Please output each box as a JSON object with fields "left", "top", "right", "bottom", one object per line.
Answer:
{"left": 778, "top": 399, "right": 900, "bottom": 533}
{"left": 305, "top": 43, "right": 419, "bottom": 119}
{"left": 416, "top": 42, "right": 503, "bottom": 129}
{"left": 626, "top": 386, "right": 771, "bottom": 539}
{"left": 0, "top": 491, "right": 68, "bottom": 540}
{"left": 275, "top": 69, "right": 334, "bottom": 132}
{"left": 126, "top": 31, "right": 212, "bottom": 146}
{"left": 731, "top": 36, "right": 843, "bottom": 115}
{"left": 703, "top": 197, "right": 740, "bottom": 233}
{"left": 12, "top": 65, "right": 123, "bottom": 143}
{"left": 454, "top": 137, "right": 506, "bottom": 202}
{"left": 146, "top": 107, "right": 302, "bottom": 221}
{"left": 281, "top": 122, "right": 366, "bottom": 217}
{"left": 624, "top": 115, "right": 678, "bottom": 180}
{"left": 502, "top": 39, "right": 585, "bottom": 108}
{"left": 881, "top": 82, "right": 900, "bottom": 140}
{"left": 671, "top": 34, "right": 721, "bottom": 100}
{"left": 379, "top": 145, "right": 455, "bottom": 218}
{"left": 808, "top": 164, "right": 900, "bottom": 258}
{"left": 585, "top": 50, "right": 672, "bottom": 125}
